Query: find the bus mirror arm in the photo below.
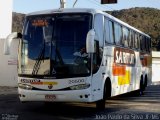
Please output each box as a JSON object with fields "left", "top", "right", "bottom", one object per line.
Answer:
{"left": 4, "top": 32, "right": 22, "bottom": 55}
{"left": 86, "top": 29, "right": 95, "bottom": 53}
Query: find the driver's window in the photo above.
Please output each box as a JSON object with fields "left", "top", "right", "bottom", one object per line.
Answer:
{"left": 93, "top": 14, "right": 104, "bottom": 73}
{"left": 94, "top": 14, "right": 104, "bottom": 47}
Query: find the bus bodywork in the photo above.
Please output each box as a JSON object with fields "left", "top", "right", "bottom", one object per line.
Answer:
{"left": 4, "top": 8, "right": 152, "bottom": 109}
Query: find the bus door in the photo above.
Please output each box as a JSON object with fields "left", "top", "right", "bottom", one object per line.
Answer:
{"left": 90, "top": 14, "right": 104, "bottom": 101}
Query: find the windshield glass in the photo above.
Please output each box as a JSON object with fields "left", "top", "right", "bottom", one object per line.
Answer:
{"left": 18, "top": 13, "right": 92, "bottom": 78}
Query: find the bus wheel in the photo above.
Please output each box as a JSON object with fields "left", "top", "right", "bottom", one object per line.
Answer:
{"left": 134, "top": 76, "right": 144, "bottom": 96}
{"left": 96, "top": 85, "right": 106, "bottom": 110}
{"left": 144, "top": 76, "right": 148, "bottom": 90}
{"left": 96, "top": 80, "right": 111, "bottom": 110}
{"left": 139, "top": 77, "right": 144, "bottom": 95}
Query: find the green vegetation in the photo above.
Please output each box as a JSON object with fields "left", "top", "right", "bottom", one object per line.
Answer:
{"left": 12, "top": 7, "right": 160, "bottom": 50}
{"left": 12, "top": 12, "right": 25, "bottom": 33}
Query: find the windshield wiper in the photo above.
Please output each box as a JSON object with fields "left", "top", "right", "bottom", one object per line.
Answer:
{"left": 32, "top": 44, "right": 45, "bottom": 75}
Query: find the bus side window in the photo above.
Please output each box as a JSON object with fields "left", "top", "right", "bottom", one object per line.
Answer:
{"left": 94, "top": 14, "right": 104, "bottom": 47}
{"left": 140, "top": 35, "right": 144, "bottom": 52}
{"left": 134, "top": 33, "right": 140, "bottom": 50}
{"left": 145, "top": 37, "right": 149, "bottom": 52}
{"left": 149, "top": 38, "right": 152, "bottom": 53}
{"left": 128, "top": 30, "right": 133, "bottom": 48}
{"left": 146, "top": 37, "right": 150, "bottom": 53}
{"left": 146, "top": 38, "right": 149, "bottom": 52}
{"left": 142, "top": 36, "right": 146, "bottom": 52}
{"left": 104, "top": 18, "right": 110, "bottom": 44}
{"left": 93, "top": 14, "right": 104, "bottom": 73}
{"left": 131, "top": 31, "right": 135, "bottom": 49}
{"left": 136, "top": 33, "right": 140, "bottom": 50}
{"left": 122, "top": 27, "right": 129, "bottom": 47}
{"left": 114, "top": 22, "right": 123, "bottom": 46}
{"left": 148, "top": 38, "right": 150, "bottom": 53}
{"left": 135, "top": 34, "right": 138, "bottom": 49}
{"left": 108, "top": 20, "right": 115, "bottom": 44}
{"left": 140, "top": 36, "right": 145, "bottom": 52}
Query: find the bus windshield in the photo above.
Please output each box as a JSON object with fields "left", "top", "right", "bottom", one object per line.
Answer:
{"left": 19, "top": 13, "right": 92, "bottom": 78}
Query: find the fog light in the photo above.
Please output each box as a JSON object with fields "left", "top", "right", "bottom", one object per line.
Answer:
{"left": 18, "top": 83, "right": 33, "bottom": 90}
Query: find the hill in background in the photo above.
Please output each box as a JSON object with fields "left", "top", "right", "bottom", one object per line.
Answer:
{"left": 12, "top": 7, "right": 160, "bottom": 50}
{"left": 12, "top": 12, "right": 25, "bottom": 33}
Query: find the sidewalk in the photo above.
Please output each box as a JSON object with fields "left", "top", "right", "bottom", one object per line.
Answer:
{"left": 0, "top": 86, "right": 17, "bottom": 95}
{"left": 152, "top": 81, "right": 160, "bottom": 85}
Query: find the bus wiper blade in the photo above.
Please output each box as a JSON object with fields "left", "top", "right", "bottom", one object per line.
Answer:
{"left": 32, "top": 46, "right": 45, "bottom": 75}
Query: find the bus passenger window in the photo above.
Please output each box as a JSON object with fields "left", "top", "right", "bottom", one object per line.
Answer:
{"left": 104, "top": 18, "right": 110, "bottom": 44}
{"left": 134, "top": 33, "right": 139, "bottom": 49}
{"left": 145, "top": 37, "right": 148, "bottom": 52}
{"left": 148, "top": 38, "right": 151, "bottom": 53}
{"left": 128, "top": 30, "right": 133, "bottom": 48}
{"left": 131, "top": 31, "right": 135, "bottom": 48}
{"left": 149, "top": 38, "right": 152, "bottom": 52}
{"left": 137, "top": 34, "right": 140, "bottom": 49}
{"left": 108, "top": 21, "right": 115, "bottom": 44}
{"left": 139, "top": 35, "right": 142, "bottom": 51}
{"left": 94, "top": 14, "right": 104, "bottom": 47}
{"left": 140, "top": 35, "right": 144, "bottom": 51}
{"left": 114, "top": 23, "right": 122, "bottom": 46}
{"left": 122, "top": 27, "right": 129, "bottom": 47}
{"left": 142, "top": 36, "right": 146, "bottom": 52}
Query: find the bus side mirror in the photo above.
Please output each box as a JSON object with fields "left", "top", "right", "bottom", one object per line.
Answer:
{"left": 86, "top": 29, "right": 95, "bottom": 53}
{"left": 4, "top": 32, "right": 22, "bottom": 55}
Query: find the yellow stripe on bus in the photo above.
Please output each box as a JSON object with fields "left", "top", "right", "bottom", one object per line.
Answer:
{"left": 118, "top": 70, "right": 131, "bottom": 85}
{"left": 43, "top": 82, "right": 58, "bottom": 85}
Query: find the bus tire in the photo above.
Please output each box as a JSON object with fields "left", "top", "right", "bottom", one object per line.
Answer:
{"left": 139, "top": 76, "right": 144, "bottom": 95}
{"left": 96, "top": 85, "right": 106, "bottom": 110}
{"left": 134, "top": 76, "right": 144, "bottom": 96}
{"left": 144, "top": 76, "right": 148, "bottom": 90}
{"left": 96, "top": 79, "right": 111, "bottom": 110}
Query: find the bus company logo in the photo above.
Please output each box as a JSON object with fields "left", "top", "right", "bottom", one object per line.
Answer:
{"left": 114, "top": 48, "right": 136, "bottom": 66}
{"left": 21, "top": 79, "right": 41, "bottom": 83}
{"left": 48, "top": 84, "right": 53, "bottom": 89}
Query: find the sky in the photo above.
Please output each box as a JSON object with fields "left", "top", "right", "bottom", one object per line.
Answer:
{"left": 13, "top": 0, "right": 160, "bottom": 13}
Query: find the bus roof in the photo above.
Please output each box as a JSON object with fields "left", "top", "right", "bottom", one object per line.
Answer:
{"left": 27, "top": 8, "right": 150, "bottom": 38}
{"left": 26, "top": 8, "right": 98, "bottom": 16}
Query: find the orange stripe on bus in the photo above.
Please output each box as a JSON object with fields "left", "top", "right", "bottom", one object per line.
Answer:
{"left": 112, "top": 63, "right": 126, "bottom": 76}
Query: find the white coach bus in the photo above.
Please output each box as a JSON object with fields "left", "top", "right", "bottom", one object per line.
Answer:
{"left": 4, "top": 8, "right": 152, "bottom": 109}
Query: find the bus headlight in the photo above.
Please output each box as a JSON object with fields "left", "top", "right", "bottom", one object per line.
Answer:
{"left": 18, "top": 83, "right": 33, "bottom": 90}
{"left": 70, "top": 84, "right": 90, "bottom": 90}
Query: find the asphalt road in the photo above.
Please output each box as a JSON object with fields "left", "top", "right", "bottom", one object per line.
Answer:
{"left": 0, "top": 85, "right": 160, "bottom": 120}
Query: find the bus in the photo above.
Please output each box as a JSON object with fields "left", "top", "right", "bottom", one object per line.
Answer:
{"left": 4, "top": 8, "right": 152, "bottom": 109}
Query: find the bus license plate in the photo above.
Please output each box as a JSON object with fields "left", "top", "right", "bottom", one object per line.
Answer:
{"left": 45, "top": 95, "right": 56, "bottom": 101}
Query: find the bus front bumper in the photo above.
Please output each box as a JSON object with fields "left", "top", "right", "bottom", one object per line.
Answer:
{"left": 18, "top": 88, "right": 93, "bottom": 103}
